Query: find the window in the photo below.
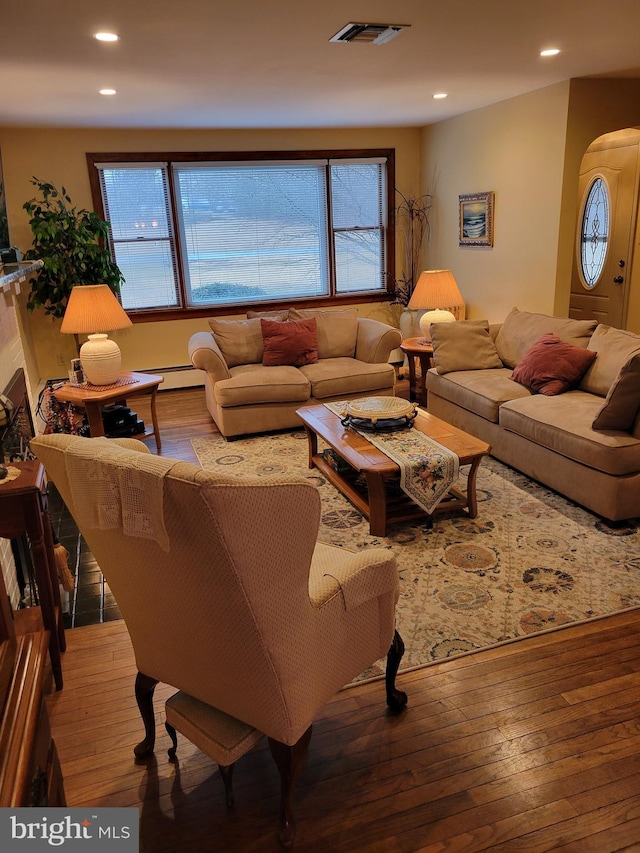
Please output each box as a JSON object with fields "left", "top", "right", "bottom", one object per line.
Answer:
{"left": 579, "top": 176, "right": 610, "bottom": 288}
{"left": 88, "top": 151, "right": 394, "bottom": 318}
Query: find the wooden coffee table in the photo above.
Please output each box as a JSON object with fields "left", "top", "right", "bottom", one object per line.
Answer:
{"left": 297, "top": 404, "right": 491, "bottom": 536}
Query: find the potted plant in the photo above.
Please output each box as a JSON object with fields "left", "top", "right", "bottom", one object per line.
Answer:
{"left": 22, "top": 178, "right": 124, "bottom": 318}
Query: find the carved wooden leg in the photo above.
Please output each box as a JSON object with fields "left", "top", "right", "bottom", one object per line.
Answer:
{"left": 386, "top": 629, "right": 408, "bottom": 713}
{"left": 268, "top": 725, "right": 313, "bottom": 848}
{"left": 165, "top": 721, "right": 178, "bottom": 760}
{"left": 134, "top": 671, "right": 159, "bottom": 758}
{"left": 219, "top": 764, "right": 235, "bottom": 809}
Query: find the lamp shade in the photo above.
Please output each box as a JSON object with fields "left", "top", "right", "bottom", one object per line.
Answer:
{"left": 406, "top": 270, "right": 465, "bottom": 343}
{"left": 407, "top": 270, "right": 464, "bottom": 314}
{"left": 60, "top": 285, "right": 131, "bottom": 386}
{"left": 60, "top": 284, "right": 132, "bottom": 334}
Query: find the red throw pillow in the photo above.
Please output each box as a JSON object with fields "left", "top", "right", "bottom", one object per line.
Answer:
{"left": 511, "top": 333, "right": 597, "bottom": 396}
{"left": 261, "top": 318, "right": 319, "bottom": 367}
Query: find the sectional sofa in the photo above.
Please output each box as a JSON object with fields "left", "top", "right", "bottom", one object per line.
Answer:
{"left": 425, "top": 308, "right": 640, "bottom": 522}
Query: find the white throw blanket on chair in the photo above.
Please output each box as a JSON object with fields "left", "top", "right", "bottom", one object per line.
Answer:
{"left": 64, "top": 438, "right": 175, "bottom": 552}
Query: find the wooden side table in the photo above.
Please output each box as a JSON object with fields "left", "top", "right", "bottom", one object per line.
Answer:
{"left": 53, "top": 371, "right": 164, "bottom": 451}
{"left": 400, "top": 337, "right": 434, "bottom": 407}
{"left": 0, "top": 460, "right": 66, "bottom": 690}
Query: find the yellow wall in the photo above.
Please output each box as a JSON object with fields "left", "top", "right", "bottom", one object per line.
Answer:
{"left": 420, "top": 82, "right": 571, "bottom": 323}
{"left": 0, "top": 126, "right": 421, "bottom": 381}
{"left": 557, "top": 78, "right": 640, "bottom": 330}
{"left": 419, "top": 78, "right": 640, "bottom": 327}
{"left": 5, "top": 79, "right": 640, "bottom": 387}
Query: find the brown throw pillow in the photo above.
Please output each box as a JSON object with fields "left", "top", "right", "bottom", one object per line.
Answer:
{"left": 592, "top": 352, "right": 640, "bottom": 430}
{"left": 261, "top": 318, "right": 318, "bottom": 367}
{"left": 511, "top": 333, "right": 597, "bottom": 396}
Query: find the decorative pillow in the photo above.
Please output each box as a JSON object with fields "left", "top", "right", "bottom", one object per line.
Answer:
{"left": 208, "top": 317, "right": 264, "bottom": 367}
{"left": 579, "top": 324, "right": 640, "bottom": 396}
{"left": 511, "top": 333, "right": 597, "bottom": 396}
{"left": 261, "top": 318, "right": 318, "bottom": 367}
{"left": 495, "top": 307, "right": 597, "bottom": 369}
{"left": 592, "top": 352, "right": 640, "bottom": 430}
{"left": 289, "top": 307, "right": 358, "bottom": 359}
{"left": 246, "top": 309, "right": 290, "bottom": 321}
{"left": 430, "top": 321, "right": 503, "bottom": 375}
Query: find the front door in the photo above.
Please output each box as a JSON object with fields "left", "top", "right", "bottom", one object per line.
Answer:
{"left": 570, "top": 131, "right": 640, "bottom": 329}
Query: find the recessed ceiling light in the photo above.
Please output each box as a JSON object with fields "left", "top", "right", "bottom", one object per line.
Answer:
{"left": 433, "top": 93, "right": 448, "bottom": 100}
{"left": 540, "top": 48, "right": 560, "bottom": 57}
{"left": 99, "top": 88, "right": 117, "bottom": 96}
{"left": 94, "top": 32, "right": 119, "bottom": 42}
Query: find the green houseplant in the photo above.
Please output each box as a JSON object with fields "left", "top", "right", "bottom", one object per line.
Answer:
{"left": 22, "top": 178, "right": 124, "bottom": 318}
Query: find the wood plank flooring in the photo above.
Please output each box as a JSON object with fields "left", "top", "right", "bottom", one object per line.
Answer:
{"left": 46, "top": 387, "right": 640, "bottom": 851}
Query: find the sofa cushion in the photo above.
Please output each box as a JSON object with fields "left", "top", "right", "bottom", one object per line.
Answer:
{"left": 580, "top": 324, "right": 640, "bottom": 397}
{"left": 300, "top": 358, "right": 395, "bottom": 400}
{"left": 289, "top": 307, "right": 358, "bottom": 359}
{"left": 430, "top": 320, "right": 503, "bottom": 374}
{"left": 495, "top": 308, "right": 597, "bottom": 369}
{"left": 499, "top": 391, "right": 640, "bottom": 476}
{"left": 246, "top": 309, "right": 290, "bottom": 321}
{"left": 511, "top": 333, "right": 597, "bottom": 396}
{"left": 214, "top": 364, "right": 311, "bottom": 407}
{"left": 426, "top": 367, "right": 531, "bottom": 423}
{"left": 208, "top": 317, "right": 264, "bottom": 367}
{"left": 261, "top": 318, "right": 319, "bottom": 367}
{"left": 592, "top": 352, "right": 640, "bottom": 431}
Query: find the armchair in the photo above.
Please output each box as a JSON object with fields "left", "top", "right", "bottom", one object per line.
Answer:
{"left": 32, "top": 434, "right": 407, "bottom": 845}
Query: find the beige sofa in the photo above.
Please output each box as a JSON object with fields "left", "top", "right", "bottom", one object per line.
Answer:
{"left": 425, "top": 308, "right": 640, "bottom": 522}
{"left": 188, "top": 307, "right": 402, "bottom": 438}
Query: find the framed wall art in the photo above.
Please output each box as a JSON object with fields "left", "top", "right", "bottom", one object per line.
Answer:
{"left": 459, "top": 191, "right": 494, "bottom": 247}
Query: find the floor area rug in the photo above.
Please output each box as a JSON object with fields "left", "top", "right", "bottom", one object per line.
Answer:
{"left": 191, "top": 431, "right": 640, "bottom": 677}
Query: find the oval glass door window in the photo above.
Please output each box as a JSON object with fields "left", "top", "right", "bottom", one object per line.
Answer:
{"left": 580, "top": 177, "right": 609, "bottom": 288}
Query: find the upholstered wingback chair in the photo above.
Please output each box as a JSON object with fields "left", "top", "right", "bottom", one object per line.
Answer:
{"left": 32, "top": 434, "right": 406, "bottom": 845}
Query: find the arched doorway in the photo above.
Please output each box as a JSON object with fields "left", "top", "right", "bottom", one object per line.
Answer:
{"left": 569, "top": 127, "right": 640, "bottom": 330}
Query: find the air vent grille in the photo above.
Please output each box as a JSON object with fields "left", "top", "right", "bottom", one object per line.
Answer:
{"left": 329, "top": 22, "right": 410, "bottom": 45}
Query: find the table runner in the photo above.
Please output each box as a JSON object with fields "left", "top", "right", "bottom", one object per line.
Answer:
{"left": 324, "top": 401, "right": 459, "bottom": 514}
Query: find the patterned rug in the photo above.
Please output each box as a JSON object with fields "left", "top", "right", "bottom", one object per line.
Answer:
{"left": 191, "top": 431, "right": 640, "bottom": 679}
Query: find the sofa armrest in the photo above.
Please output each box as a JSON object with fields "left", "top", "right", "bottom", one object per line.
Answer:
{"left": 355, "top": 317, "right": 402, "bottom": 363}
{"left": 188, "top": 332, "right": 231, "bottom": 382}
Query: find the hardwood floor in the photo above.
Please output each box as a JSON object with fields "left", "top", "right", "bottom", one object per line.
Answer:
{"left": 46, "top": 387, "right": 640, "bottom": 852}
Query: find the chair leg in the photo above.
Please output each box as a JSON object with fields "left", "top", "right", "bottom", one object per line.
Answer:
{"left": 165, "top": 721, "right": 235, "bottom": 808}
{"left": 268, "top": 725, "right": 313, "bottom": 848}
{"left": 165, "top": 721, "right": 178, "bottom": 760}
{"left": 386, "top": 629, "right": 408, "bottom": 713}
{"left": 134, "top": 671, "right": 159, "bottom": 758}
{"left": 218, "top": 764, "right": 235, "bottom": 809}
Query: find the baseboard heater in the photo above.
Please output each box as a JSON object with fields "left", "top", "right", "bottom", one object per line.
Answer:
{"left": 139, "top": 365, "right": 203, "bottom": 391}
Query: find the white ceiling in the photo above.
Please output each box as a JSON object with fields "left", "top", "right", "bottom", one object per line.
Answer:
{"left": 3, "top": 0, "right": 640, "bottom": 129}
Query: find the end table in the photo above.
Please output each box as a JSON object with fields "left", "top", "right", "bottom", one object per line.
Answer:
{"left": 400, "top": 337, "right": 434, "bottom": 407}
{"left": 53, "top": 371, "right": 164, "bottom": 451}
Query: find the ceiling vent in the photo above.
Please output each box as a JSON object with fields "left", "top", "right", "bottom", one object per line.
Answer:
{"left": 329, "top": 22, "right": 410, "bottom": 45}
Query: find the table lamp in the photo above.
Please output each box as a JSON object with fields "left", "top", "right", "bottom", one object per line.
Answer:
{"left": 60, "top": 285, "right": 132, "bottom": 385}
{"left": 407, "top": 270, "right": 465, "bottom": 342}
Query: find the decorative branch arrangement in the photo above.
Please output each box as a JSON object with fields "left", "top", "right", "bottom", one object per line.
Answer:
{"left": 390, "top": 189, "right": 433, "bottom": 306}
